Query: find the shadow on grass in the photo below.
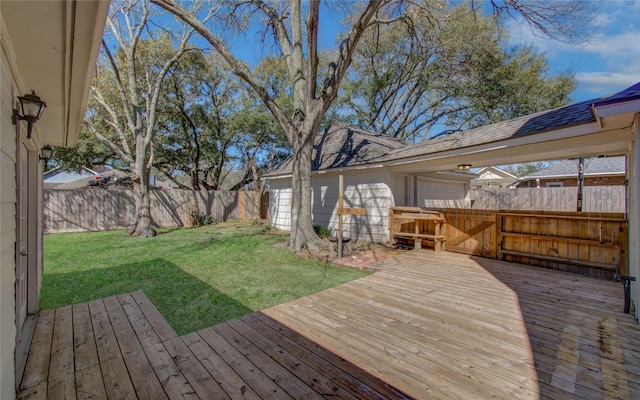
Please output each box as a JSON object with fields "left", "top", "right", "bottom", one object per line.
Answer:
{"left": 40, "top": 258, "right": 252, "bottom": 335}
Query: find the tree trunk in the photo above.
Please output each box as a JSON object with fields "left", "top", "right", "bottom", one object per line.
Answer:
{"left": 130, "top": 141, "right": 156, "bottom": 237}
{"left": 288, "top": 127, "right": 325, "bottom": 252}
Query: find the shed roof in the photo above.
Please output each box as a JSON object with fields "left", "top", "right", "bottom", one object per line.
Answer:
{"left": 268, "top": 122, "right": 406, "bottom": 176}
{"left": 519, "top": 157, "right": 625, "bottom": 180}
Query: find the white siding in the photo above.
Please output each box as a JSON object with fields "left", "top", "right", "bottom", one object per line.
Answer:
{"left": 269, "top": 179, "right": 292, "bottom": 230}
{"left": 268, "top": 168, "right": 393, "bottom": 243}
{"left": 418, "top": 176, "right": 470, "bottom": 208}
{"left": 628, "top": 118, "right": 639, "bottom": 321}
{"left": 312, "top": 169, "right": 392, "bottom": 243}
{"left": 0, "top": 36, "right": 18, "bottom": 399}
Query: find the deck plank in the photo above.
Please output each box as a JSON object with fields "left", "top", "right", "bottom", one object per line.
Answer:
{"left": 18, "top": 309, "right": 55, "bottom": 400}
{"left": 228, "top": 316, "right": 360, "bottom": 399}
{"left": 89, "top": 299, "right": 137, "bottom": 400}
{"left": 102, "top": 295, "right": 168, "bottom": 400}
{"left": 72, "top": 303, "right": 105, "bottom": 400}
{"left": 118, "top": 293, "right": 197, "bottom": 400}
{"left": 47, "top": 305, "right": 76, "bottom": 400}
{"left": 251, "top": 312, "right": 412, "bottom": 400}
{"left": 163, "top": 336, "right": 230, "bottom": 399}
{"left": 214, "top": 322, "right": 325, "bottom": 400}
{"left": 197, "top": 326, "right": 294, "bottom": 400}
{"left": 18, "top": 250, "right": 640, "bottom": 400}
{"left": 182, "top": 331, "right": 262, "bottom": 400}
{"left": 130, "top": 290, "right": 177, "bottom": 342}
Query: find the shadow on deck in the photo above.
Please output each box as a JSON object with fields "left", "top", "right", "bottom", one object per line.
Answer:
{"left": 18, "top": 251, "right": 640, "bottom": 399}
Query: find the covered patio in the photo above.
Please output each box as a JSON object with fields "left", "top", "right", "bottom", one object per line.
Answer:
{"left": 19, "top": 251, "right": 640, "bottom": 399}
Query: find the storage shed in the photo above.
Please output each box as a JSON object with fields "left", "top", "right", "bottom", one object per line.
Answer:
{"left": 265, "top": 123, "right": 475, "bottom": 243}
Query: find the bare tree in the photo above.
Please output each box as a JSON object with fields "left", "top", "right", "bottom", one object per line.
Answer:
{"left": 152, "top": 0, "right": 387, "bottom": 251}
{"left": 85, "top": 0, "right": 198, "bottom": 237}
{"left": 151, "top": 0, "right": 598, "bottom": 251}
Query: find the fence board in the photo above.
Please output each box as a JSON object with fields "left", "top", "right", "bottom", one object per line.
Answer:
{"left": 427, "top": 208, "right": 627, "bottom": 279}
{"left": 469, "top": 186, "right": 625, "bottom": 212}
{"left": 44, "top": 189, "right": 265, "bottom": 233}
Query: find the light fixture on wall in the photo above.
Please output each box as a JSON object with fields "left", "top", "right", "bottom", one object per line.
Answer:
{"left": 457, "top": 163, "right": 472, "bottom": 171}
{"left": 12, "top": 90, "right": 47, "bottom": 139}
{"left": 39, "top": 145, "right": 53, "bottom": 162}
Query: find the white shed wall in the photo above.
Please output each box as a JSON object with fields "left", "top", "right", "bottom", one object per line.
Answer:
{"left": 269, "top": 168, "right": 393, "bottom": 243}
{"left": 269, "top": 179, "right": 292, "bottom": 231}
{"left": 312, "top": 169, "right": 392, "bottom": 243}
{"left": 418, "top": 176, "right": 471, "bottom": 208}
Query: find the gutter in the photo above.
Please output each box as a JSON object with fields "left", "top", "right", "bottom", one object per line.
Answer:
{"left": 591, "top": 95, "right": 640, "bottom": 130}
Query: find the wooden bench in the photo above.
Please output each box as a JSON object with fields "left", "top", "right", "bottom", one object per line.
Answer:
{"left": 389, "top": 207, "right": 446, "bottom": 251}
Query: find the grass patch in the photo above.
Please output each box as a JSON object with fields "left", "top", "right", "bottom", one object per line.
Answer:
{"left": 43, "top": 222, "right": 368, "bottom": 335}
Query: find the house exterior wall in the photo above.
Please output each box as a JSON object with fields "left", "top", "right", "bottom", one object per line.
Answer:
{"left": 518, "top": 176, "right": 625, "bottom": 188}
{"left": 269, "top": 169, "right": 394, "bottom": 243}
{"left": 419, "top": 175, "right": 471, "bottom": 208}
{"left": 417, "top": 177, "right": 466, "bottom": 201}
{"left": 0, "top": 37, "right": 19, "bottom": 399}
{"left": 1, "top": 24, "right": 48, "bottom": 397}
{"left": 628, "top": 116, "right": 640, "bottom": 322}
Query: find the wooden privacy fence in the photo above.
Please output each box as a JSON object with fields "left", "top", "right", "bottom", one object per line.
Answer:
{"left": 428, "top": 208, "right": 627, "bottom": 279}
{"left": 44, "top": 189, "right": 268, "bottom": 233}
{"left": 467, "top": 186, "right": 626, "bottom": 212}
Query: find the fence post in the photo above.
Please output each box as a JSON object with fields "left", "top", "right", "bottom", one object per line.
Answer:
{"left": 239, "top": 191, "right": 246, "bottom": 221}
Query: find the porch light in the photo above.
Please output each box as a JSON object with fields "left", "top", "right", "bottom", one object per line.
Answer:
{"left": 12, "top": 90, "right": 47, "bottom": 139}
{"left": 457, "top": 163, "right": 472, "bottom": 171}
{"left": 39, "top": 145, "right": 53, "bottom": 162}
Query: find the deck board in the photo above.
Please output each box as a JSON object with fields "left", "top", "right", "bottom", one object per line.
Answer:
{"left": 18, "top": 250, "right": 640, "bottom": 399}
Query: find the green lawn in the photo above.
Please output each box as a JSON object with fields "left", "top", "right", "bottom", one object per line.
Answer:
{"left": 43, "top": 222, "right": 368, "bottom": 335}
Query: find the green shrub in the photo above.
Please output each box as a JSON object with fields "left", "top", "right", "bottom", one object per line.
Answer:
{"left": 313, "top": 224, "right": 333, "bottom": 238}
{"left": 191, "top": 213, "right": 216, "bottom": 226}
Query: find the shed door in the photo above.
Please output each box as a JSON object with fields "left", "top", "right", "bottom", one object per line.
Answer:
{"left": 418, "top": 179, "right": 465, "bottom": 200}
{"left": 393, "top": 176, "right": 408, "bottom": 206}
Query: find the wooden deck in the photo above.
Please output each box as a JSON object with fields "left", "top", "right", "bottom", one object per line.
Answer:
{"left": 19, "top": 251, "right": 640, "bottom": 399}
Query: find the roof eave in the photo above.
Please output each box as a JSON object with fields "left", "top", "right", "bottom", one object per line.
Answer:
{"left": 2, "top": 1, "right": 109, "bottom": 147}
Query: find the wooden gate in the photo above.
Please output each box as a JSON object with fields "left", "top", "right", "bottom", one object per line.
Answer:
{"left": 438, "top": 209, "right": 496, "bottom": 258}
{"left": 426, "top": 208, "right": 627, "bottom": 279}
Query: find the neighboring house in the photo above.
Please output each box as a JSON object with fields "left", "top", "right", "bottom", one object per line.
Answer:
{"left": 266, "top": 123, "right": 477, "bottom": 243}
{"left": 44, "top": 166, "right": 103, "bottom": 189}
{"left": 512, "top": 157, "right": 625, "bottom": 188}
{"left": 0, "top": 2, "right": 108, "bottom": 397}
{"left": 44, "top": 167, "right": 177, "bottom": 190}
{"left": 471, "top": 166, "right": 517, "bottom": 188}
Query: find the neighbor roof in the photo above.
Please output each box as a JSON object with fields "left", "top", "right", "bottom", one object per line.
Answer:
{"left": 519, "top": 157, "right": 625, "bottom": 180}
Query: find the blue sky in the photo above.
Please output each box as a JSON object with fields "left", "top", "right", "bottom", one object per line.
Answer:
{"left": 506, "top": 0, "right": 640, "bottom": 101}
{"left": 221, "top": 1, "right": 640, "bottom": 103}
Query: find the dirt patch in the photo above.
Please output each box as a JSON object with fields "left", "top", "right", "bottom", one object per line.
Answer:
{"left": 330, "top": 242, "right": 399, "bottom": 271}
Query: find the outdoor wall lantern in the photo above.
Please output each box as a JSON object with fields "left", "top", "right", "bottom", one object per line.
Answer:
{"left": 39, "top": 145, "right": 53, "bottom": 162}
{"left": 457, "top": 163, "right": 472, "bottom": 171}
{"left": 12, "top": 90, "right": 47, "bottom": 139}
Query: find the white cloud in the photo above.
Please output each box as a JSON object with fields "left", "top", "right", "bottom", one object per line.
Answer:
{"left": 576, "top": 72, "right": 640, "bottom": 97}
{"left": 503, "top": 1, "right": 640, "bottom": 99}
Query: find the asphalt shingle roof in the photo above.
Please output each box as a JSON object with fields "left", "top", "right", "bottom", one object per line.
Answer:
{"left": 386, "top": 82, "right": 640, "bottom": 161}
{"left": 520, "top": 157, "right": 625, "bottom": 179}
{"left": 266, "top": 122, "right": 406, "bottom": 176}
{"left": 266, "top": 82, "right": 640, "bottom": 177}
